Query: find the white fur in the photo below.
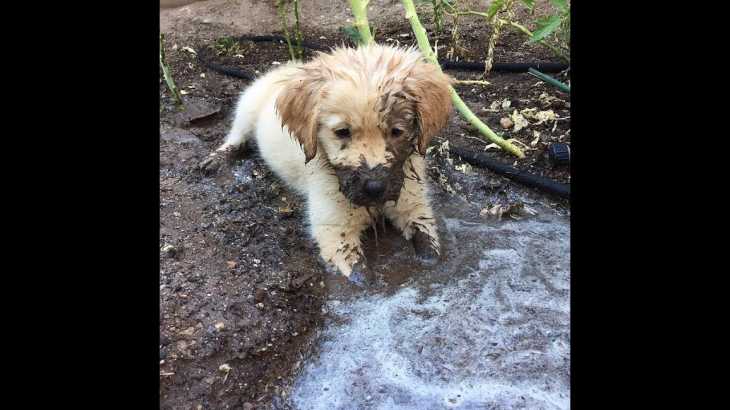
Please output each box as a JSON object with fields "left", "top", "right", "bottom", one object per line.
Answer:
{"left": 213, "top": 63, "right": 439, "bottom": 277}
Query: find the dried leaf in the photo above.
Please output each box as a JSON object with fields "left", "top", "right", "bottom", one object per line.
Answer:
{"left": 533, "top": 110, "right": 557, "bottom": 125}
{"left": 480, "top": 202, "right": 538, "bottom": 221}
{"left": 484, "top": 100, "right": 501, "bottom": 112}
{"left": 530, "top": 131, "right": 541, "bottom": 146}
{"left": 510, "top": 110, "right": 529, "bottom": 132}
{"left": 455, "top": 163, "right": 472, "bottom": 174}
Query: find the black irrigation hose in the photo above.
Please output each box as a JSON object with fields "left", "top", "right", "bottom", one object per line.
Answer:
{"left": 440, "top": 61, "right": 567, "bottom": 73}
{"left": 449, "top": 144, "right": 570, "bottom": 200}
{"left": 197, "top": 34, "right": 569, "bottom": 79}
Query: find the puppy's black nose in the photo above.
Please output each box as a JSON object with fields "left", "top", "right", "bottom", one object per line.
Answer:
{"left": 363, "top": 179, "right": 386, "bottom": 198}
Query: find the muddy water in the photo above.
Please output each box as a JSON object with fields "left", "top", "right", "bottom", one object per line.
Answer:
{"left": 287, "top": 199, "right": 570, "bottom": 409}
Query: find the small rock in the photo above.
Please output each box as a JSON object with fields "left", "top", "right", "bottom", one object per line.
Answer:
{"left": 500, "top": 117, "right": 514, "bottom": 129}
{"left": 219, "top": 363, "right": 232, "bottom": 373}
{"left": 214, "top": 322, "right": 225, "bottom": 331}
{"left": 226, "top": 261, "right": 237, "bottom": 269}
{"left": 172, "top": 99, "right": 221, "bottom": 126}
{"left": 256, "top": 302, "right": 264, "bottom": 309}
{"left": 254, "top": 288, "right": 267, "bottom": 303}
{"left": 180, "top": 326, "right": 195, "bottom": 337}
{"left": 485, "top": 179, "right": 502, "bottom": 190}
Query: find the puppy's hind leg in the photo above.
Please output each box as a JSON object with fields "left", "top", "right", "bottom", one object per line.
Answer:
{"left": 198, "top": 78, "right": 272, "bottom": 173}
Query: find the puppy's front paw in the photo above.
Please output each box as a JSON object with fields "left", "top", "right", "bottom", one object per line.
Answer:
{"left": 320, "top": 244, "right": 368, "bottom": 284}
{"left": 347, "top": 261, "right": 368, "bottom": 287}
{"left": 412, "top": 229, "right": 440, "bottom": 265}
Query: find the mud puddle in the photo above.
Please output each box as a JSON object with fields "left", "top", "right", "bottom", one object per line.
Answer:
{"left": 286, "top": 199, "right": 570, "bottom": 410}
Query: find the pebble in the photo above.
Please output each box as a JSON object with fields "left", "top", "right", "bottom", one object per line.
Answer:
{"left": 254, "top": 288, "right": 267, "bottom": 303}
{"left": 500, "top": 117, "right": 514, "bottom": 129}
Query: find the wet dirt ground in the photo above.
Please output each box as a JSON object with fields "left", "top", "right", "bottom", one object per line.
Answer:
{"left": 160, "top": 1, "right": 570, "bottom": 409}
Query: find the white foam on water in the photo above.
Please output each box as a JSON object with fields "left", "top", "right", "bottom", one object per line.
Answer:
{"left": 290, "top": 215, "right": 570, "bottom": 410}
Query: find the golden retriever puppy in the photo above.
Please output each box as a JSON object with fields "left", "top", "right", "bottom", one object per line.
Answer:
{"left": 201, "top": 44, "right": 453, "bottom": 281}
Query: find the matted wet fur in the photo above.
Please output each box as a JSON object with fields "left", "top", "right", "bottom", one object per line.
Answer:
{"left": 201, "top": 44, "right": 453, "bottom": 279}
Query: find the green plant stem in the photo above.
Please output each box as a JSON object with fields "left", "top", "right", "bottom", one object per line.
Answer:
{"left": 159, "top": 34, "right": 183, "bottom": 106}
{"left": 276, "top": 0, "right": 296, "bottom": 61}
{"left": 528, "top": 68, "right": 570, "bottom": 93}
{"left": 443, "top": 7, "right": 569, "bottom": 62}
{"left": 293, "top": 0, "right": 304, "bottom": 59}
{"left": 401, "top": 0, "right": 525, "bottom": 159}
{"left": 349, "top": 0, "right": 373, "bottom": 45}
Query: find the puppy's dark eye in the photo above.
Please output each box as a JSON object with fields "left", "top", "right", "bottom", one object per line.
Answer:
{"left": 391, "top": 128, "right": 404, "bottom": 138}
{"left": 334, "top": 128, "right": 351, "bottom": 139}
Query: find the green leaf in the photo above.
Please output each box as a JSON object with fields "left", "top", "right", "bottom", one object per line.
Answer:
{"left": 529, "top": 15, "right": 561, "bottom": 43}
{"left": 486, "top": 0, "right": 505, "bottom": 20}
{"left": 341, "top": 25, "right": 363, "bottom": 45}
{"left": 550, "top": 0, "right": 568, "bottom": 12}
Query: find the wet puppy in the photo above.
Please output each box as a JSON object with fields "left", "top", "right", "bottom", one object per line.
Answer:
{"left": 201, "top": 44, "right": 453, "bottom": 280}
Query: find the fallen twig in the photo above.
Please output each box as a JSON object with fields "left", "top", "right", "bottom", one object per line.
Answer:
{"left": 453, "top": 80, "right": 490, "bottom": 86}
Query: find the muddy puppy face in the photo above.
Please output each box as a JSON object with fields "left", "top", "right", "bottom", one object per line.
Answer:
{"left": 276, "top": 45, "right": 452, "bottom": 207}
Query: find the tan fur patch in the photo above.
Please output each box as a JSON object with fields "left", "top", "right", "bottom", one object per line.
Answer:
{"left": 276, "top": 44, "right": 453, "bottom": 165}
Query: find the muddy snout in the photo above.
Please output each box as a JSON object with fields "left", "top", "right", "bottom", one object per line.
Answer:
{"left": 363, "top": 179, "right": 386, "bottom": 199}
{"left": 336, "top": 163, "right": 404, "bottom": 207}
{"left": 357, "top": 164, "right": 397, "bottom": 204}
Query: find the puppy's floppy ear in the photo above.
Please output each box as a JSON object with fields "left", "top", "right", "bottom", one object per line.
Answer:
{"left": 404, "top": 62, "right": 453, "bottom": 155}
{"left": 275, "top": 66, "right": 327, "bottom": 163}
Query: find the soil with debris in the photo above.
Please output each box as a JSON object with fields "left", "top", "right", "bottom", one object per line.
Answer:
{"left": 160, "top": 1, "right": 569, "bottom": 409}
